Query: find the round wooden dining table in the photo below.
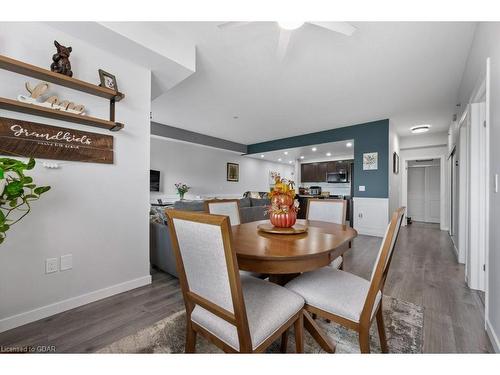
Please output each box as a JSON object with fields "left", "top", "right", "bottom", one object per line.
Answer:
{"left": 231, "top": 219, "right": 358, "bottom": 353}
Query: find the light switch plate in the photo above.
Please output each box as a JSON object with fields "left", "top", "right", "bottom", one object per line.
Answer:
{"left": 60, "top": 254, "right": 73, "bottom": 271}
{"left": 359, "top": 186, "right": 366, "bottom": 192}
{"left": 45, "top": 258, "right": 58, "bottom": 274}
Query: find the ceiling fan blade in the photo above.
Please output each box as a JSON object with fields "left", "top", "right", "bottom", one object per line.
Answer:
{"left": 307, "top": 22, "right": 356, "bottom": 36}
{"left": 276, "top": 29, "right": 293, "bottom": 60}
{"left": 217, "top": 22, "right": 252, "bottom": 30}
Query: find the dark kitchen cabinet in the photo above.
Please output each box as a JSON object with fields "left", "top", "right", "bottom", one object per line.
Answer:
{"left": 301, "top": 159, "right": 354, "bottom": 183}
{"left": 301, "top": 162, "right": 327, "bottom": 182}
{"left": 301, "top": 163, "right": 316, "bottom": 182}
{"left": 327, "top": 161, "right": 337, "bottom": 173}
{"left": 316, "top": 162, "right": 327, "bottom": 182}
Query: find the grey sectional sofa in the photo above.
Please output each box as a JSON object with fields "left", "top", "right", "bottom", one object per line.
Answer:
{"left": 150, "top": 197, "right": 270, "bottom": 277}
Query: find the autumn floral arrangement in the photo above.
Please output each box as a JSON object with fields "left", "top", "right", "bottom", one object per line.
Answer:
{"left": 267, "top": 172, "right": 299, "bottom": 228}
{"left": 174, "top": 182, "right": 190, "bottom": 200}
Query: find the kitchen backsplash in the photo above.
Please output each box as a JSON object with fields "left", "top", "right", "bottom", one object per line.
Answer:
{"left": 300, "top": 182, "right": 351, "bottom": 196}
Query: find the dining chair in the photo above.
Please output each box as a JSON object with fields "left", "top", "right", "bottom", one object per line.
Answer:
{"left": 205, "top": 199, "right": 241, "bottom": 225}
{"left": 306, "top": 199, "right": 347, "bottom": 269}
{"left": 166, "top": 209, "right": 305, "bottom": 353}
{"left": 285, "top": 207, "right": 406, "bottom": 353}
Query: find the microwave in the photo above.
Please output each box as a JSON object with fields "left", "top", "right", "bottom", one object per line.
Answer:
{"left": 327, "top": 171, "right": 348, "bottom": 183}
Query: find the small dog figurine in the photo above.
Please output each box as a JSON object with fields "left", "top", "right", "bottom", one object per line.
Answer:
{"left": 50, "top": 40, "right": 73, "bottom": 77}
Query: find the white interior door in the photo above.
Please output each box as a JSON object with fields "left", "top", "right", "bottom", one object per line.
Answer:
{"left": 425, "top": 166, "right": 441, "bottom": 223}
{"left": 408, "top": 167, "right": 426, "bottom": 221}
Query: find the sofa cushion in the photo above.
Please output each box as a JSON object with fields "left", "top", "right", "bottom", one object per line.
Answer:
{"left": 239, "top": 197, "right": 251, "bottom": 208}
{"left": 173, "top": 200, "right": 205, "bottom": 211}
{"left": 240, "top": 206, "right": 268, "bottom": 223}
{"left": 250, "top": 198, "right": 270, "bottom": 207}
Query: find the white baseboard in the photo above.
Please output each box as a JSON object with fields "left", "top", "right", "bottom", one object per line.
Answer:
{"left": 486, "top": 319, "right": 500, "bottom": 353}
{"left": 0, "top": 275, "right": 152, "bottom": 334}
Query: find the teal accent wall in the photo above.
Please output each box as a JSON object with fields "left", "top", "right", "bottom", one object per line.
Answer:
{"left": 246, "top": 119, "right": 389, "bottom": 198}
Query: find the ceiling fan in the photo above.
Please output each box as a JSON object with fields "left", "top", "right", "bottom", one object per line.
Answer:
{"left": 217, "top": 21, "right": 356, "bottom": 60}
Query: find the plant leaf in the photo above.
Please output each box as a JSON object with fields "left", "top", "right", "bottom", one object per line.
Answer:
{"left": 26, "top": 158, "right": 36, "bottom": 170}
{"left": 34, "top": 186, "right": 51, "bottom": 195}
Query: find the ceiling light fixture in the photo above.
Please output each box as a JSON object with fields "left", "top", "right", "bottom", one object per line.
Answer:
{"left": 233, "top": 116, "right": 239, "bottom": 119}
{"left": 284, "top": 151, "right": 288, "bottom": 155}
{"left": 288, "top": 161, "right": 293, "bottom": 164}
{"left": 411, "top": 124, "right": 431, "bottom": 134}
{"left": 326, "top": 152, "right": 331, "bottom": 157}
{"left": 277, "top": 21, "right": 305, "bottom": 30}
{"left": 300, "top": 156, "right": 305, "bottom": 159}
{"left": 346, "top": 142, "right": 353, "bottom": 148}
{"left": 278, "top": 158, "right": 282, "bottom": 162}
{"left": 260, "top": 154, "right": 265, "bottom": 158}
{"left": 312, "top": 147, "right": 317, "bottom": 152}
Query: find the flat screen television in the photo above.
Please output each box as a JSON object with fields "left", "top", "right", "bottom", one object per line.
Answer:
{"left": 150, "top": 170, "right": 160, "bottom": 192}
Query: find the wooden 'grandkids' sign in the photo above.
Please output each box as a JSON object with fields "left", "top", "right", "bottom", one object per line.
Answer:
{"left": 0, "top": 116, "right": 113, "bottom": 164}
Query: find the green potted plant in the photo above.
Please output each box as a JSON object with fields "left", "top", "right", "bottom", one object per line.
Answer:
{"left": 0, "top": 157, "right": 51, "bottom": 244}
{"left": 174, "top": 182, "right": 190, "bottom": 201}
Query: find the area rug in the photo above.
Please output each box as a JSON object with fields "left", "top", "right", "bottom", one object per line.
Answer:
{"left": 98, "top": 296, "right": 423, "bottom": 354}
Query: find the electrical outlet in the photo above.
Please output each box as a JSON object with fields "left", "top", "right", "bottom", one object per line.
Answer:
{"left": 45, "top": 258, "right": 58, "bottom": 274}
{"left": 60, "top": 254, "right": 73, "bottom": 271}
{"left": 359, "top": 185, "right": 366, "bottom": 192}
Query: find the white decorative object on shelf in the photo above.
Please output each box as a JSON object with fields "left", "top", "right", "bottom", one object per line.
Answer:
{"left": 42, "top": 162, "right": 60, "bottom": 169}
{"left": 363, "top": 152, "right": 378, "bottom": 170}
{"left": 17, "top": 81, "right": 86, "bottom": 115}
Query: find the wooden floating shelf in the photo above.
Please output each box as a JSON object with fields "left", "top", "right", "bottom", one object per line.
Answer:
{"left": 0, "top": 97, "right": 123, "bottom": 131}
{"left": 0, "top": 55, "right": 124, "bottom": 102}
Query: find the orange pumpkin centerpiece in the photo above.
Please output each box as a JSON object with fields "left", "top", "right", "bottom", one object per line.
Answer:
{"left": 267, "top": 173, "right": 299, "bottom": 228}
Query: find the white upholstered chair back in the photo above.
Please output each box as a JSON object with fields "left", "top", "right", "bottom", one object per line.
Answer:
{"left": 207, "top": 200, "right": 241, "bottom": 225}
{"left": 171, "top": 217, "right": 234, "bottom": 312}
{"left": 307, "top": 199, "right": 346, "bottom": 224}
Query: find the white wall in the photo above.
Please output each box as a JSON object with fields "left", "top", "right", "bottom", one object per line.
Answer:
{"left": 0, "top": 23, "right": 151, "bottom": 332}
{"left": 399, "top": 131, "right": 448, "bottom": 150}
{"left": 150, "top": 137, "right": 294, "bottom": 202}
{"left": 389, "top": 122, "right": 401, "bottom": 219}
{"left": 457, "top": 22, "right": 500, "bottom": 352}
{"left": 400, "top": 145, "right": 449, "bottom": 231}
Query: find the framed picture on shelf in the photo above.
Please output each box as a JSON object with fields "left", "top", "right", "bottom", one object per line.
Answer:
{"left": 98, "top": 69, "right": 118, "bottom": 91}
{"left": 393, "top": 152, "right": 400, "bottom": 174}
{"left": 227, "top": 163, "right": 239, "bottom": 182}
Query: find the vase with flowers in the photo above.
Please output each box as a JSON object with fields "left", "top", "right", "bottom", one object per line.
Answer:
{"left": 174, "top": 182, "right": 190, "bottom": 200}
{"left": 267, "top": 173, "right": 299, "bottom": 228}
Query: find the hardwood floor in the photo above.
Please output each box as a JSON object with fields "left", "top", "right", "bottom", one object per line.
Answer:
{"left": 0, "top": 222, "right": 492, "bottom": 353}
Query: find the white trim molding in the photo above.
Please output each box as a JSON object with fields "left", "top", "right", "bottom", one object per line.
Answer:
{"left": 0, "top": 275, "right": 152, "bottom": 334}
{"left": 486, "top": 319, "right": 500, "bottom": 353}
{"left": 353, "top": 197, "right": 389, "bottom": 237}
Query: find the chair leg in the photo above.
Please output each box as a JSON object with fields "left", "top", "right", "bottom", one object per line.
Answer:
{"left": 185, "top": 321, "right": 197, "bottom": 353}
{"left": 339, "top": 254, "right": 344, "bottom": 270}
{"left": 280, "top": 329, "right": 289, "bottom": 353}
{"left": 358, "top": 327, "right": 371, "bottom": 353}
{"left": 376, "top": 304, "right": 388, "bottom": 353}
{"left": 294, "top": 312, "right": 304, "bottom": 353}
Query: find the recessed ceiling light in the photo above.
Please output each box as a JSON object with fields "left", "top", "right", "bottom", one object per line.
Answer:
{"left": 260, "top": 154, "right": 265, "bottom": 158}
{"left": 277, "top": 21, "right": 305, "bottom": 30}
{"left": 300, "top": 156, "right": 305, "bottom": 159}
{"left": 288, "top": 161, "right": 293, "bottom": 164}
{"left": 284, "top": 151, "right": 288, "bottom": 155}
{"left": 411, "top": 124, "right": 431, "bottom": 134}
{"left": 311, "top": 147, "right": 317, "bottom": 152}
{"left": 233, "top": 116, "right": 239, "bottom": 119}
{"left": 278, "top": 158, "right": 282, "bottom": 162}
{"left": 346, "top": 142, "right": 353, "bottom": 148}
{"left": 326, "top": 152, "right": 332, "bottom": 157}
